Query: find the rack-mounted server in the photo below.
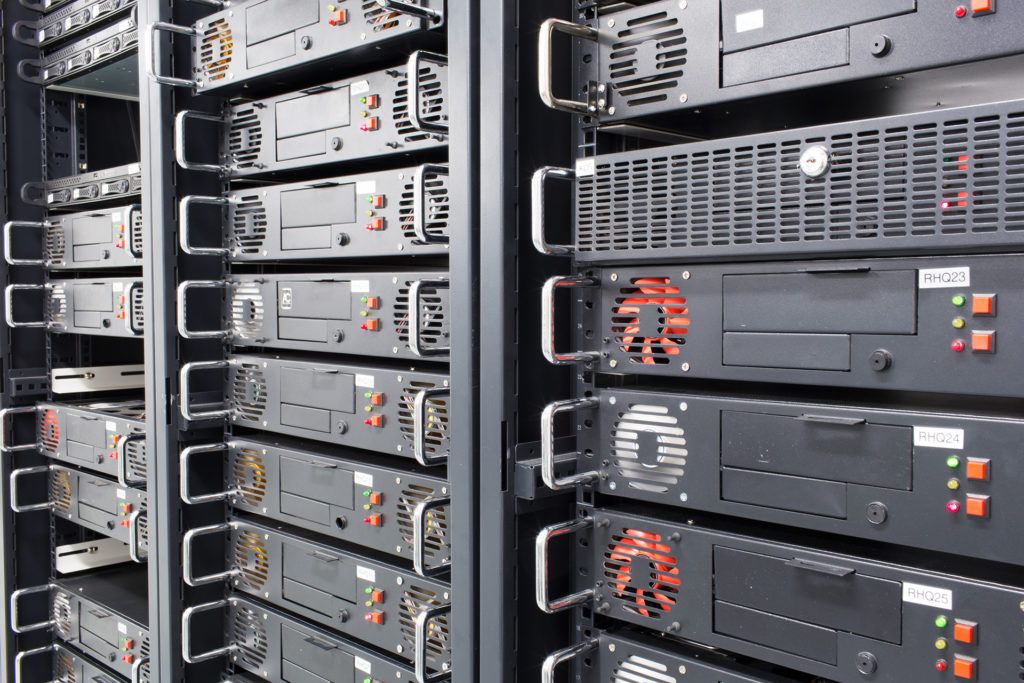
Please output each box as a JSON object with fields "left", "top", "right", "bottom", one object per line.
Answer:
{"left": 5, "top": 205, "right": 143, "bottom": 269}
{"left": 6, "top": 277, "right": 144, "bottom": 337}
{"left": 21, "top": 163, "right": 142, "bottom": 210}
{"left": 12, "top": 0, "right": 137, "bottom": 49}
{"left": 15, "top": 642, "right": 131, "bottom": 683}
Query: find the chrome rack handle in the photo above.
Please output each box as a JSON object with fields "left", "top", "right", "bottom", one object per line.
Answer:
{"left": 145, "top": 22, "right": 199, "bottom": 88}
{"left": 414, "top": 603, "right": 452, "bottom": 683}
{"left": 19, "top": 182, "right": 47, "bottom": 206}
{"left": 376, "top": 0, "right": 442, "bottom": 23}
{"left": 413, "top": 164, "right": 450, "bottom": 244}
{"left": 409, "top": 278, "right": 450, "bottom": 357}
{"left": 131, "top": 656, "right": 150, "bottom": 683}
{"left": 179, "top": 360, "right": 232, "bottom": 421}
{"left": 14, "top": 643, "right": 55, "bottom": 683}
{"left": 180, "top": 443, "right": 238, "bottom": 505}
{"left": 531, "top": 167, "right": 575, "bottom": 256}
{"left": 177, "top": 280, "right": 232, "bottom": 340}
{"left": 542, "top": 639, "right": 600, "bottom": 683}
{"left": 16, "top": 59, "right": 45, "bottom": 86}
{"left": 535, "top": 517, "right": 595, "bottom": 613}
{"left": 175, "top": 111, "right": 229, "bottom": 174}
{"left": 182, "top": 599, "right": 236, "bottom": 664}
{"left": 3, "top": 221, "right": 50, "bottom": 266}
{"left": 182, "top": 523, "right": 239, "bottom": 586}
{"left": 408, "top": 51, "right": 449, "bottom": 134}
{"left": 414, "top": 388, "right": 449, "bottom": 466}
{"left": 0, "top": 406, "right": 39, "bottom": 453}
{"left": 541, "top": 398, "right": 600, "bottom": 490}
{"left": 413, "top": 496, "right": 450, "bottom": 577}
{"left": 541, "top": 276, "right": 600, "bottom": 365}
{"left": 538, "top": 19, "right": 600, "bottom": 114}
{"left": 11, "top": 20, "right": 41, "bottom": 48}
{"left": 180, "top": 195, "right": 230, "bottom": 256}
{"left": 10, "top": 584, "right": 56, "bottom": 634}
{"left": 5, "top": 284, "right": 53, "bottom": 329}
{"left": 116, "top": 433, "right": 147, "bottom": 487}
{"left": 9, "top": 466, "right": 53, "bottom": 513}
{"left": 128, "top": 510, "right": 146, "bottom": 563}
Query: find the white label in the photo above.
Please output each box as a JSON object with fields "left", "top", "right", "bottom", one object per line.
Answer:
{"left": 903, "top": 583, "right": 953, "bottom": 610}
{"left": 280, "top": 287, "right": 293, "bottom": 310}
{"left": 575, "top": 158, "right": 596, "bottom": 178}
{"left": 356, "top": 565, "right": 376, "bottom": 583}
{"left": 118, "top": 622, "right": 128, "bottom": 635}
{"left": 354, "top": 471, "right": 374, "bottom": 488}
{"left": 913, "top": 426, "right": 964, "bottom": 450}
{"left": 356, "top": 180, "right": 377, "bottom": 195}
{"left": 112, "top": 212, "right": 122, "bottom": 224}
{"left": 116, "top": 488, "right": 126, "bottom": 500}
{"left": 354, "top": 656, "right": 372, "bottom": 674}
{"left": 735, "top": 9, "right": 765, "bottom": 33}
{"left": 919, "top": 267, "right": 970, "bottom": 289}
{"left": 351, "top": 80, "right": 370, "bottom": 95}
{"left": 105, "top": 420, "right": 117, "bottom": 432}
{"left": 355, "top": 374, "right": 375, "bottom": 389}
{"left": 351, "top": 280, "right": 371, "bottom": 293}
{"left": 112, "top": 281, "right": 124, "bottom": 292}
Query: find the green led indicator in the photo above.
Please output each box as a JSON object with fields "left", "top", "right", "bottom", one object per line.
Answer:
{"left": 946, "top": 456, "right": 961, "bottom": 469}
{"left": 360, "top": 97, "right": 367, "bottom": 104}
{"left": 951, "top": 294, "right": 966, "bottom": 307}
{"left": 364, "top": 391, "right": 372, "bottom": 398}
{"left": 361, "top": 296, "right": 367, "bottom": 303}
{"left": 364, "top": 586, "right": 373, "bottom": 594}
{"left": 363, "top": 490, "right": 371, "bottom": 497}
{"left": 364, "top": 678, "right": 372, "bottom": 683}
{"left": 934, "top": 615, "right": 948, "bottom": 628}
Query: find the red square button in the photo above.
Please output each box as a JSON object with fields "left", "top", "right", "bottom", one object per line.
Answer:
{"left": 954, "top": 620, "right": 977, "bottom": 644}
{"left": 971, "top": 331, "right": 995, "bottom": 353}
{"left": 971, "top": 294, "right": 996, "bottom": 316}
{"left": 965, "top": 494, "right": 989, "bottom": 518}
{"left": 954, "top": 655, "right": 976, "bottom": 679}
{"left": 965, "top": 458, "right": 990, "bottom": 481}
{"left": 971, "top": 0, "right": 994, "bottom": 14}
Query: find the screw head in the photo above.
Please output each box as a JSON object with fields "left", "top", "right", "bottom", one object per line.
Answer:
{"left": 609, "top": 359, "right": 618, "bottom": 368}
{"left": 800, "top": 145, "right": 831, "bottom": 178}
{"left": 608, "top": 643, "right": 616, "bottom": 652}
{"left": 682, "top": 270, "right": 691, "bottom": 280}
{"left": 607, "top": 18, "right": 615, "bottom": 27}
{"left": 610, "top": 272, "right": 618, "bottom": 282}
{"left": 679, "top": 93, "right": 688, "bottom": 103}
{"left": 300, "top": 35, "right": 312, "bottom": 50}
{"left": 681, "top": 362, "right": 690, "bottom": 372}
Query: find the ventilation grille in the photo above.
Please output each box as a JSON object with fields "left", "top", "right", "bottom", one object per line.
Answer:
{"left": 52, "top": 590, "right": 73, "bottom": 640}
{"left": 394, "top": 283, "right": 447, "bottom": 348}
{"left": 137, "top": 657, "right": 151, "bottom": 683}
{"left": 611, "top": 278, "right": 689, "bottom": 365}
{"left": 363, "top": 0, "right": 403, "bottom": 31}
{"left": 227, "top": 107, "right": 263, "bottom": 169}
{"left": 231, "top": 195, "right": 268, "bottom": 254}
{"left": 199, "top": 18, "right": 233, "bottom": 83}
{"left": 230, "top": 447, "right": 267, "bottom": 507}
{"left": 231, "top": 604, "right": 269, "bottom": 670}
{"left": 125, "top": 431, "right": 147, "bottom": 482}
{"left": 51, "top": 469, "right": 73, "bottom": 516}
{"left": 136, "top": 505, "right": 150, "bottom": 557}
{"left": 48, "top": 286, "right": 68, "bottom": 326}
{"left": 129, "top": 284, "right": 145, "bottom": 334}
{"left": 398, "top": 382, "right": 449, "bottom": 458}
{"left": 604, "top": 528, "right": 680, "bottom": 620}
{"left": 55, "top": 647, "right": 77, "bottom": 683}
{"left": 400, "top": 173, "right": 450, "bottom": 243}
{"left": 129, "top": 209, "right": 144, "bottom": 257}
{"left": 607, "top": 10, "right": 686, "bottom": 107}
{"left": 611, "top": 653, "right": 677, "bottom": 683}
{"left": 234, "top": 529, "right": 270, "bottom": 591}
{"left": 397, "top": 484, "right": 449, "bottom": 560}
{"left": 611, "top": 404, "right": 686, "bottom": 493}
{"left": 39, "top": 409, "right": 61, "bottom": 455}
{"left": 231, "top": 284, "right": 265, "bottom": 340}
{"left": 399, "top": 585, "right": 450, "bottom": 664}
{"left": 46, "top": 224, "right": 67, "bottom": 263}
{"left": 577, "top": 109, "right": 1024, "bottom": 255}
{"left": 230, "top": 363, "right": 268, "bottom": 423}
{"left": 393, "top": 66, "right": 447, "bottom": 143}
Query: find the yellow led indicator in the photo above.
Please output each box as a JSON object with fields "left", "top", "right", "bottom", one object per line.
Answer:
{"left": 946, "top": 478, "right": 960, "bottom": 491}
{"left": 934, "top": 638, "right": 948, "bottom": 650}
{"left": 952, "top": 317, "right": 966, "bottom": 329}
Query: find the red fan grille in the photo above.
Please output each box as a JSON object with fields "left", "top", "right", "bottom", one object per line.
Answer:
{"left": 603, "top": 528, "right": 680, "bottom": 619}
{"left": 611, "top": 277, "right": 689, "bottom": 365}
{"left": 39, "top": 409, "right": 60, "bottom": 454}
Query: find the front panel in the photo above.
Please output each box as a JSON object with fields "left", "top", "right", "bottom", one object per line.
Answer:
{"left": 220, "top": 520, "right": 451, "bottom": 670}
{"left": 50, "top": 643, "right": 131, "bottom": 683}
{"left": 46, "top": 278, "right": 144, "bottom": 336}
{"left": 20, "top": 0, "right": 137, "bottom": 48}
{"left": 32, "top": 205, "right": 144, "bottom": 269}
{"left": 223, "top": 353, "right": 450, "bottom": 461}
{"left": 571, "top": 389, "right": 1024, "bottom": 566}
{"left": 571, "top": 99, "right": 1024, "bottom": 264}
{"left": 575, "top": 254, "right": 1024, "bottom": 397}
{"left": 52, "top": 567, "right": 150, "bottom": 679}
{"left": 36, "top": 400, "right": 147, "bottom": 480}
{"left": 222, "top": 597, "right": 418, "bottom": 683}
{"left": 46, "top": 465, "right": 148, "bottom": 552}
{"left": 221, "top": 437, "right": 451, "bottom": 568}
{"left": 567, "top": 0, "right": 1024, "bottom": 122}
{"left": 187, "top": 0, "right": 444, "bottom": 92}
{"left": 572, "top": 508, "right": 1024, "bottom": 682}
{"left": 218, "top": 167, "right": 450, "bottom": 260}
{"left": 217, "top": 64, "right": 448, "bottom": 177}
{"left": 22, "top": 163, "right": 143, "bottom": 210}
{"left": 209, "top": 272, "right": 449, "bottom": 359}
{"left": 23, "top": 13, "right": 138, "bottom": 93}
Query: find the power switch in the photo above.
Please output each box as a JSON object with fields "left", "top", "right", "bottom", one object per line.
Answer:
{"left": 371, "top": 589, "right": 385, "bottom": 603}
{"left": 971, "top": 0, "right": 994, "bottom": 15}
{"left": 971, "top": 294, "right": 996, "bottom": 316}
{"left": 953, "top": 655, "right": 976, "bottom": 679}
{"left": 971, "top": 331, "right": 995, "bottom": 353}
{"left": 365, "top": 610, "right": 384, "bottom": 625}
{"left": 965, "top": 458, "right": 990, "bottom": 481}
{"left": 965, "top": 494, "right": 989, "bottom": 518}
{"left": 954, "top": 620, "right": 977, "bottom": 644}
{"left": 368, "top": 491, "right": 382, "bottom": 505}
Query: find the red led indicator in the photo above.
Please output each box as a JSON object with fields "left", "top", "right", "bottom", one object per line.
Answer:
{"left": 951, "top": 340, "right": 966, "bottom": 352}
{"left": 936, "top": 659, "right": 949, "bottom": 672}
{"left": 954, "top": 5, "right": 967, "bottom": 17}
{"left": 946, "top": 500, "right": 961, "bottom": 513}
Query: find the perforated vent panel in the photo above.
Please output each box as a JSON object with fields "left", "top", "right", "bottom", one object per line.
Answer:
{"left": 52, "top": 590, "right": 73, "bottom": 640}
{"left": 398, "top": 382, "right": 449, "bottom": 458}
{"left": 231, "top": 363, "right": 268, "bottom": 422}
{"left": 125, "top": 431, "right": 148, "bottom": 481}
{"left": 50, "top": 470, "right": 73, "bottom": 515}
{"left": 393, "top": 66, "right": 447, "bottom": 142}
{"left": 231, "top": 447, "right": 268, "bottom": 507}
{"left": 394, "top": 283, "right": 448, "bottom": 348}
{"left": 39, "top": 409, "right": 60, "bottom": 455}
{"left": 129, "top": 209, "right": 145, "bottom": 257}
{"left": 363, "top": 0, "right": 403, "bottom": 31}
{"left": 397, "top": 484, "right": 449, "bottom": 560}
{"left": 611, "top": 653, "right": 678, "bottom": 683}
{"left": 55, "top": 648, "right": 77, "bottom": 683}
{"left": 604, "top": 528, "right": 680, "bottom": 621}
{"left": 576, "top": 107, "right": 1024, "bottom": 259}
{"left": 231, "top": 195, "right": 268, "bottom": 255}
{"left": 227, "top": 107, "right": 263, "bottom": 169}
{"left": 199, "top": 18, "right": 233, "bottom": 83}
{"left": 607, "top": 9, "right": 686, "bottom": 107}
{"left": 46, "top": 224, "right": 66, "bottom": 263}
{"left": 231, "top": 284, "right": 265, "bottom": 340}
{"left": 234, "top": 529, "right": 270, "bottom": 591}
{"left": 231, "top": 605, "right": 269, "bottom": 670}
{"left": 399, "top": 585, "right": 450, "bottom": 665}
{"left": 129, "top": 284, "right": 145, "bottom": 333}
{"left": 48, "top": 286, "right": 68, "bottom": 326}
{"left": 400, "top": 173, "right": 450, "bottom": 243}
{"left": 611, "top": 404, "right": 686, "bottom": 493}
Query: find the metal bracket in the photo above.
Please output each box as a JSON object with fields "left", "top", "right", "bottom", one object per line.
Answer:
{"left": 14, "top": 644, "right": 55, "bottom": 683}
{"left": 52, "top": 364, "right": 146, "bottom": 394}
{"left": 128, "top": 509, "right": 146, "bottom": 563}
{"left": 541, "top": 398, "right": 600, "bottom": 490}
{"left": 414, "top": 388, "right": 450, "bottom": 466}
{"left": 177, "top": 280, "right": 232, "bottom": 340}
{"left": 408, "top": 51, "right": 449, "bottom": 134}
{"left": 179, "top": 360, "right": 231, "bottom": 421}
{"left": 182, "top": 523, "right": 239, "bottom": 586}
{"left": 9, "top": 466, "right": 53, "bottom": 513}
{"left": 4, "top": 220, "right": 52, "bottom": 266}
{"left": 8, "top": 368, "right": 49, "bottom": 399}
{"left": 541, "top": 275, "right": 600, "bottom": 365}
{"left": 535, "top": 517, "right": 595, "bottom": 613}
{"left": 413, "top": 496, "right": 450, "bottom": 577}
{"left": 145, "top": 22, "right": 199, "bottom": 88}
{"left": 531, "top": 167, "right": 575, "bottom": 256}
{"left": 413, "top": 164, "right": 450, "bottom": 244}
{"left": 182, "top": 599, "right": 235, "bottom": 664}
{"left": 179, "top": 195, "right": 230, "bottom": 256}
{"left": 9, "top": 583, "right": 56, "bottom": 634}
{"left": 5, "top": 284, "right": 54, "bottom": 329}
{"left": 542, "top": 639, "right": 600, "bottom": 683}
{"left": 409, "top": 278, "right": 450, "bottom": 356}
{"left": 175, "top": 110, "right": 229, "bottom": 174}
{"left": 0, "top": 406, "right": 39, "bottom": 453}
{"left": 116, "top": 433, "right": 147, "bottom": 487}
{"left": 538, "top": 19, "right": 602, "bottom": 114}
{"left": 179, "top": 443, "right": 238, "bottom": 504}
{"left": 414, "top": 603, "right": 452, "bottom": 683}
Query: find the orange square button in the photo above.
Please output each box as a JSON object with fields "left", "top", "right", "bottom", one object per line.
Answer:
{"left": 971, "top": 0, "right": 994, "bottom": 14}
{"left": 954, "top": 654, "right": 976, "bottom": 680}
{"left": 971, "top": 294, "right": 996, "bottom": 316}
{"left": 971, "top": 331, "right": 995, "bottom": 353}
{"left": 965, "top": 494, "right": 990, "bottom": 518}
{"left": 954, "top": 620, "right": 977, "bottom": 644}
{"left": 966, "top": 458, "right": 990, "bottom": 481}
